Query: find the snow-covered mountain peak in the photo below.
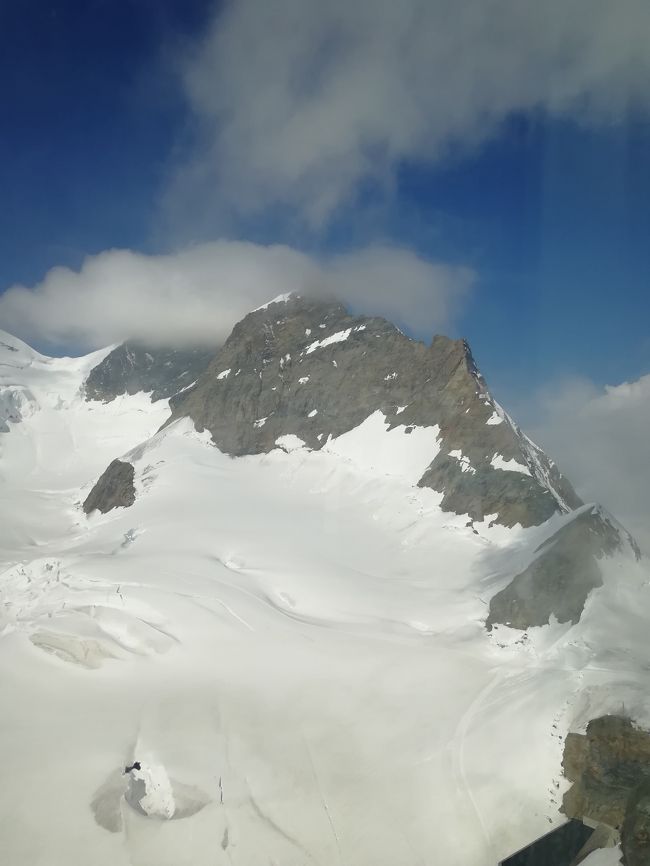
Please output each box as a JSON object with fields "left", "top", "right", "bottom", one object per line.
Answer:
{"left": 1, "top": 314, "right": 647, "bottom": 866}
{"left": 0, "top": 327, "right": 42, "bottom": 367}
{"left": 154, "top": 295, "right": 581, "bottom": 528}
{"left": 250, "top": 291, "right": 299, "bottom": 312}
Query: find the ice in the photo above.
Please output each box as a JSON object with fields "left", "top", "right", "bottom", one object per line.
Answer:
{"left": 216, "top": 368, "right": 231, "bottom": 380}
{"left": 305, "top": 328, "right": 352, "bottom": 354}
{"left": 174, "top": 379, "right": 197, "bottom": 396}
{"left": 486, "top": 410, "right": 503, "bottom": 425}
{"left": 490, "top": 453, "right": 531, "bottom": 475}
{"left": 274, "top": 433, "right": 305, "bottom": 452}
{"left": 298, "top": 376, "right": 310, "bottom": 384}
{"left": 308, "top": 409, "right": 318, "bottom": 417}
{"left": 251, "top": 292, "right": 295, "bottom": 312}
{"left": 449, "top": 449, "right": 476, "bottom": 474}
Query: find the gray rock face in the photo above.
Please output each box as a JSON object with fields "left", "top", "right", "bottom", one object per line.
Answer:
{"left": 562, "top": 715, "right": 650, "bottom": 835}
{"left": 486, "top": 507, "right": 632, "bottom": 630}
{"left": 85, "top": 342, "right": 216, "bottom": 403}
{"left": 83, "top": 459, "right": 136, "bottom": 514}
{"left": 622, "top": 779, "right": 650, "bottom": 866}
{"left": 166, "top": 294, "right": 580, "bottom": 528}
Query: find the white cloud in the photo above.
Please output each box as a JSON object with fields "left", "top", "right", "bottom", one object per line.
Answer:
{"left": 522, "top": 375, "right": 650, "bottom": 554}
{"left": 171, "top": 0, "right": 650, "bottom": 223}
{"left": 0, "top": 241, "right": 473, "bottom": 350}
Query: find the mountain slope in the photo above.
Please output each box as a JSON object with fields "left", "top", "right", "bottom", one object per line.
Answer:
{"left": 84, "top": 340, "right": 216, "bottom": 403}
{"left": 165, "top": 294, "right": 581, "bottom": 528}
{"left": 0, "top": 312, "right": 648, "bottom": 866}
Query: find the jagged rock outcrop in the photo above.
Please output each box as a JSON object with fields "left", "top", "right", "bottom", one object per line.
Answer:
{"left": 83, "top": 460, "right": 136, "bottom": 514}
{"left": 562, "top": 715, "right": 650, "bottom": 832}
{"left": 486, "top": 507, "right": 635, "bottom": 630}
{"left": 85, "top": 342, "right": 216, "bottom": 403}
{"left": 166, "top": 294, "right": 580, "bottom": 528}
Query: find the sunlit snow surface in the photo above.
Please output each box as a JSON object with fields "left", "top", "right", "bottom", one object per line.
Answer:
{"left": 490, "top": 453, "right": 531, "bottom": 475}
{"left": 1, "top": 332, "right": 649, "bottom": 866}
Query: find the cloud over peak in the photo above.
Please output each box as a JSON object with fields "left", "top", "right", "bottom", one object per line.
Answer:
{"left": 521, "top": 373, "right": 650, "bottom": 555}
{"left": 0, "top": 242, "right": 473, "bottom": 350}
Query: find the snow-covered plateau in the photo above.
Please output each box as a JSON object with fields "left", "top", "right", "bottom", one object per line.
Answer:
{"left": 0, "top": 322, "right": 647, "bottom": 866}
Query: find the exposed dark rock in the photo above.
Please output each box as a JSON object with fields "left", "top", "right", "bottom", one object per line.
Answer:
{"left": 564, "top": 732, "right": 590, "bottom": 783}
{"left": 83, "top": 460, "right": 136, "bottom": 514}
{"left": 85, "top": 342, "right": 216, "bottom": 403}
{"left": 421, "top": 456, "right": 561, "bottom": 528}
{"left": 622, "top": 779, "right": 650, "bottom": 866}
{"left": 166, "top": 294, "right": 581, "bottom": 528}
{"left": 562, "top": 716, "right": 650, "bottom": 832}
{"left": 486, "top": 507, "right": 628, "bottom": 630}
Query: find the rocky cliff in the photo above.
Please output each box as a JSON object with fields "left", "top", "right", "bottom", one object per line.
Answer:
{"left": 84, "top": 341, "right": 215, "bottom": 403}
{"left": 622, "top": 778, "right": 650, "bottom": 866}
{"left": 164, "top": 294, "right": 581, "bottom": 528}
{"left": 563, "top": 715, "right": 650, "bottom": 838}
{"left": 487, "top": 507, "right": 639, "bottom": 630}
{"left": 83, "top": 459, "right": 136, "bottom": 514}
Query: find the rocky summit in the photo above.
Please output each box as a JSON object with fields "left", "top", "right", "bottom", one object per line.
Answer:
{"left": 165, "top": 293, "right": 581, "bottom": 528}
{"left": 81, "top": 293, "right": 639, "bottom": 632}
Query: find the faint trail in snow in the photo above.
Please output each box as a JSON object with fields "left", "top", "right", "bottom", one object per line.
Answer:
{"left": 244, "top": 776, "right": 318, "bottom": 865}
{"left": 301, "top": 730, "right": 344, "bottom": 866}
{"left": 451, "top": 670, "right": 504, "bottom": 856}
{"left": 188, "top": 595, "right": 255, "bottom": 632}
{"left": 61, "top": 572, "right": 257, "bottom": 634}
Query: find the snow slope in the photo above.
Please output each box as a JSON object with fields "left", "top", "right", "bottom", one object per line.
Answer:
{"left": 0, "top": 333, "right": 648, "bottom": 866}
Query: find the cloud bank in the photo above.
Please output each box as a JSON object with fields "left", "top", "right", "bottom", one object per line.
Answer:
{"left": 523, "top": 375, "right": 650, "bottom": 554}
{"left": 172, "top": 0, "right": 650, "bottom": 223}
{"left": 0, "top": 241, "right": 473, "bottom": 350}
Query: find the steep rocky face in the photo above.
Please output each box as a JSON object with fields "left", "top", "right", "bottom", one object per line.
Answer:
{"left": 167, "top": 294, "right": 580, "bottom": 528}
{"left": 83, "top": 460, "right": 136, "bottom": 514}
{"left": 486, "top": 507, "right": 636, "bottom": 630}
{"left": 84, "top": 342, "right": 216, "bottom": 403}
{"left": 562, "top": 715, "right": 650, "bottom": 832}
{"left": 622, "top": 779, "right": 650, "bottom": 866}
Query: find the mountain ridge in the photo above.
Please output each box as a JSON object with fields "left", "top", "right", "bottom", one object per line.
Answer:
{"left": 162, "top": 293, "right": 581, "bottom": 527}
{"left": 79, "top": 293, "right": 636, "bottom": 632}
{"left": 1, "top": 308, "right": 648, "bottom": 866}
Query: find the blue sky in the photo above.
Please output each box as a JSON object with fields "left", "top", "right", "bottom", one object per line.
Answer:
{"left": 0, "top": 1, "right": 206, "bottom": 283}
{"left": 1, "top": 0, "right": 649, "bottom": 403}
